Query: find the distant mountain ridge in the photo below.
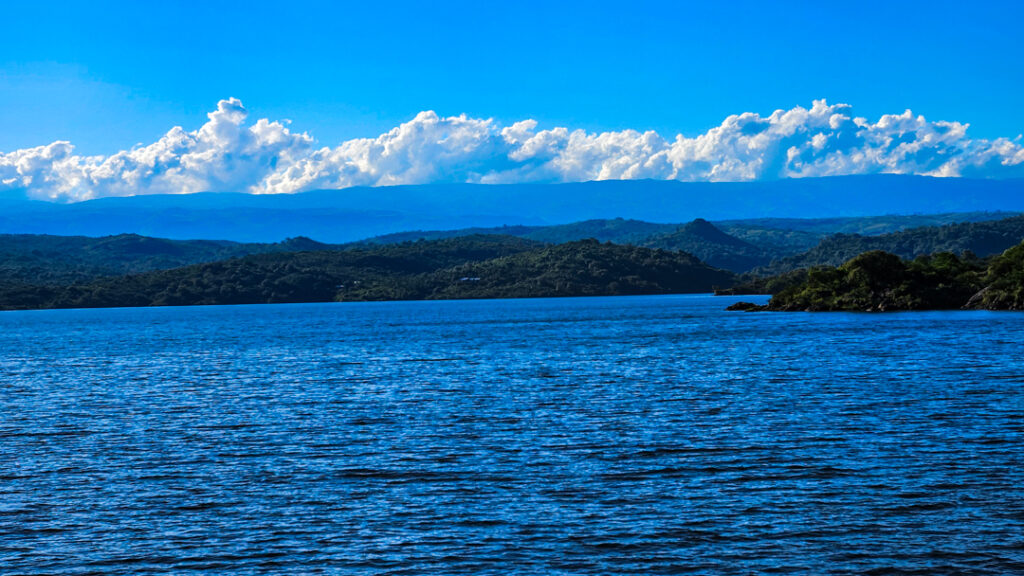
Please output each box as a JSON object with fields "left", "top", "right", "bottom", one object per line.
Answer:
{"left": 361, "top": 219, "right": 678, "bottom": 246}
{"left": 2, "top": 211, "right": 1020, "bottom": 289}
{"left": 357, "top": 212, "right": 1018, "bottom": 273}
{"left": 3, "top": 175, "right": 1024, "bottom": 242}
{"left": 5, "top": 211, "right": 1024, "bottom": 310}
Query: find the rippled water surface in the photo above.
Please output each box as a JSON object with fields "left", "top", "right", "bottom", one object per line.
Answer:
{"left": 2, "top": 295, "right": 1024, "bottom": 575}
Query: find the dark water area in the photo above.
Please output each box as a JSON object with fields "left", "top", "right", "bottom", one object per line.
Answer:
{"left": 2, "top": 295, "right": 1023, "bottom": 575}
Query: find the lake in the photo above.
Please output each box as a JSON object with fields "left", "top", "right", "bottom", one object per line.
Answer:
{"left": 2, "top": 295, "right": 1023, "bottom": 574}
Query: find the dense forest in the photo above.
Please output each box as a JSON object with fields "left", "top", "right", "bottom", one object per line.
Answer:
{"left": 728, "top": 241, "right": 1024, "bottom": 312}
{"left": 0, "top": 236, "right": 733, "bottom": 310}
{"left": 717, "top": 211, "right": 1019, "bottom": 237}
{"left": 339, "top": 240, "right": 734, "bottom": 301}
{"left": 0, "top": 233, "right": 336, "bottom": 286}
{"left": 353, "top": 212, "right": 1018, "bottom": 273}
{"left": 361, "top": 218, "right": 678, "bottom": 247}
{"left": 639, "top": 219, "right": 774, "bottom": 272}
{"left": 1, "top": 212, "right": 1018, "bottom": 286}
{"left": 1, "top": 210, "right": 1023, "bottom": 312}
{"left": 755, "top": 215, "right": 1024, "bottom": 274}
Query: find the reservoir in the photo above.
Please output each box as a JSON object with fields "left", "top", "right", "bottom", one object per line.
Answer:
{"left": 2, "top": 295, "right": 1022, "bottom": 574}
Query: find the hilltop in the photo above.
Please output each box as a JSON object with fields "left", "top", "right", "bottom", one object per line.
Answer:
{"left": 0, "top": 233, "right": 336, "bottom": 286}
{"left": 639, "top": 219, "right": 773, "bottom": 271}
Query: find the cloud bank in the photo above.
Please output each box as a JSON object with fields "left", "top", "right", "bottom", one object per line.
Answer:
{"left": 3, "top": 98, "right": 1023, "bottom": 201}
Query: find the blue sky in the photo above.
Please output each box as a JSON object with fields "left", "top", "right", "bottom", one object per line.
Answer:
{"left": 2, "top": 1, "right": 1023, "bottom": 200}
{"left": 2, "top": 0, "right": 1022, "bottom": 154}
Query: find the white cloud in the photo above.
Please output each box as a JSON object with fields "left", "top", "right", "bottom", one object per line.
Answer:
{"left": 2, "top": 98, "right": 1023, "bottom": 201}
{"left": 0, "top": 98, "right": 312, "bottom": 200}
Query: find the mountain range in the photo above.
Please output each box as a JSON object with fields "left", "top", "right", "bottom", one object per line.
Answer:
{"left": 3, "top": 175, "right": 1024, "bottom": 310}
{"left": 2, "top": 210, "right": 1017, "bottom": 289}
{"left": 4, "top": 175, "right": 1024, "bottom": 243}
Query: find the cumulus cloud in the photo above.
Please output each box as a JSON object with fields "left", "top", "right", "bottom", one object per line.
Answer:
{"left": 0, "top": 98, "right": 312, "bottom": 200}
{"left": 2, "top": 98, "right": 1023, "bottom": 201}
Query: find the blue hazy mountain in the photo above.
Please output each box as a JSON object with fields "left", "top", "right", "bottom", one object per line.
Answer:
{"left": 2, "top": 175, "right": 1023, "bottom": 243}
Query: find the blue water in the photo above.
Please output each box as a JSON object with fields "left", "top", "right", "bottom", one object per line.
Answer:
{"left": 2, "top": 295, "right": 1023, "bottom": 575}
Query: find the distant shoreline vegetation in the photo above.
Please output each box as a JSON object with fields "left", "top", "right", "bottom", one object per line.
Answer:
{"left": 0, "top": 237, "right": 733, "bottom": 310}
{"left": 0, "top": 211, "right": 1022, "bottom": 312}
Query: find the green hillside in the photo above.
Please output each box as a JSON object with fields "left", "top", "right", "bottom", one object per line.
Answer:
{"left": 358, "top": 212, "right": 1020, "bottom": 274}
{"left": 717, "top": 211, "right": 1018, "bottom": 237}
{"left": 359, "top": 218, "right": 678, "bottom": 246}
{"left": 728, "top": 240, "right": 1024, "bottom": 312}
{"left": 639, "top": 219, "right": 774, "bottom": 272}
{"left": 756, "top": 215, "right": 1024, "bottom": 274}
{"left": 340, "top": 239, "right": 734, "bottom": 301}
{"left": 0, "top": 236, "right": 732, "bottom": 310}
{"left": 0, "top": 233, "right": 335, "bottom": 286}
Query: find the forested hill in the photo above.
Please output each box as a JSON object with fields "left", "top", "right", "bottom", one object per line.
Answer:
{"left": 2, "top": 211, "right": 1017, "bottom": 286}
{"left": 339, "top": 240, "right": 734, "bottom": 301}
{"left": 756, "top": 215, "right": 1024, "bottom": 274}
{"left": 359, "top": 212, "right": 1014, "bottom": 249}
{"left": 359, "top": 218, "right": 788, "bottom": 273}
{"left": 355, "top": 212, "right": 1018, "bottom": 273}
{"left": 0, "top": 236, "right": 734, "bottom": 310}
{"left": 729, "top": 240, "right": 1024, "bottom": 312}
{"left": 712, "top": 212, "right": 1018, "bottom": 255}
{"left": 0, "top": 233, "right": 336, "bottom": 285}
{"left": 360, "top": 219, "right": 678, "bottom": 246}
{"left": 717, "top": 212, "right": 1021, "bottom": 237}
{"left": 639, "top": 219, "right": 773, "bottom": 272}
